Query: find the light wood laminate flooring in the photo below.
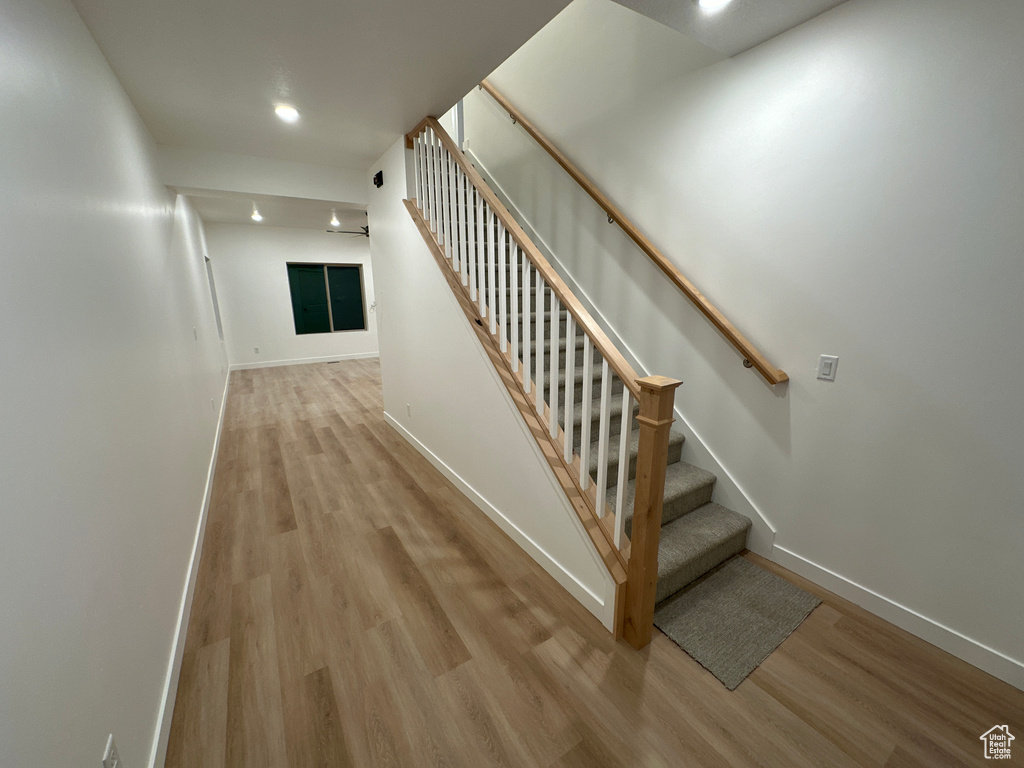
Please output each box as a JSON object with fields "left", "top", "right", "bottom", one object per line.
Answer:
{"left": 166, "top": 360, "right": 1023, "bottom": 767}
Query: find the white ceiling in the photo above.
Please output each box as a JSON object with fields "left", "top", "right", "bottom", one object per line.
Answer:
{"left": 72, "top": 0, "right": 572, "bottom": 171}
{"left": 176, "top": 188, "right": 367, "bottom": 231}
{"left": 610, "top": 0, "right": 849, "bottom": 56}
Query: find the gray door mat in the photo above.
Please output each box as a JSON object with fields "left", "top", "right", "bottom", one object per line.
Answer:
{"left": 653, "top": 556, "right": 821, "bottom": 690}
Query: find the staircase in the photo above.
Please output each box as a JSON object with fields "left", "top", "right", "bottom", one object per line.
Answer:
{"left": 404, "top": 116, "right": 753, "bottom": 647}
{"left": 505, "top": 263, "right": 753, "bottom": 608}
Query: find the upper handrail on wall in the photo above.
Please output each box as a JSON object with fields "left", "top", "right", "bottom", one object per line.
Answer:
{"left": 478, "top": 80, "right": 789, "bottom": 386}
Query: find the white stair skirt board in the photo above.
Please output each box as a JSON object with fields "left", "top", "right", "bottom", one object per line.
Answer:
{"left": 464, "top": 146, "right": 776, "bottom": 556}
{"left": 383, "top": 412, "right": 616, "bottom": 630}
{"left": 149, "top": 375, "right": 231, "bottom": 768}
{"left": 229, "top": 352, "right": 380, "bottom": 371}
{"left": 772, "top": 546, "right": 1024, "bottom": 691}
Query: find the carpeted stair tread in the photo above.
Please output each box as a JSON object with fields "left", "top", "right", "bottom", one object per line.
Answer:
{"left": 655, "top": 504, "right": 752, "bottom": 603}
{"left": 591, "top": 427, "right": 685, "bottom": 482}
{"left": 504, "top": 309, "right": 568, "bottom": 325}
{"left": 521, "top": 334, "right": 588, "bottom": 366}
{"left": 533, "top": 363, "right": 623, "bottom": 403}
{"left": 566, "top": 393, "right": 639, "bottom": 440}
{"left": 616, "top": 460, "right": 716, "bottom": 534}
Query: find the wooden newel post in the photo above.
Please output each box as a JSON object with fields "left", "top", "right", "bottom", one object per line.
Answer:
{"left": 622, "top": 375, "right": 683, "bottom": 650}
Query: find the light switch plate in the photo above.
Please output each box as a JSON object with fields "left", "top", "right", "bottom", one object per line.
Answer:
{"left": 817, "top": 354, "right": 839, "bottom": 381}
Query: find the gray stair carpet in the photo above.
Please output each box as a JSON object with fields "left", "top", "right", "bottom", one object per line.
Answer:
{"left": 653, "top": 556, "right": 821, "bottom": 690}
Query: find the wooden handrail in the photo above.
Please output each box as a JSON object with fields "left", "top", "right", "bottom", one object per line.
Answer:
{"left": 406, "top": 117, "right": 643, "bottom": 399}
{"left": 479, "top": 80, "right": 789, "bottom": 386}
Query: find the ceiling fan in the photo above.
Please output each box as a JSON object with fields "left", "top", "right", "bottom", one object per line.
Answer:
{"left": 327, "top": 225, "right": 369, "bottom": 237}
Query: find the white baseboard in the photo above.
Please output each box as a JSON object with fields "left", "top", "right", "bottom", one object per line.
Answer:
{"left": 229, "top": 351, "right": 379, "bottom": 371}
{"left": 773, "top": 545, "right": 1024, "bottom": 690}
{"left": 148, "top": 374, "right": 231, "bottom": 768}
{"left": 382, "top": 411, "right": 608, "bottom": 623}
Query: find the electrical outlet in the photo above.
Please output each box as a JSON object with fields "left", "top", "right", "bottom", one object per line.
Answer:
{"left": 102, "top": 734, "right": 120, "bottom": 768}
{"left": 253, "top": 346, "right": 260, "bottom": 354}
{"left": 192, "top": 326, "right": 197, "bottom": 341}
{"left": 406, "top": 403, "right": 411, "bottom": 417}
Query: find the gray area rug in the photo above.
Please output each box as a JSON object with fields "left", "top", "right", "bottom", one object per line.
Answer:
{"left": 654, "top": 556, "right": 820, "bottom": 690}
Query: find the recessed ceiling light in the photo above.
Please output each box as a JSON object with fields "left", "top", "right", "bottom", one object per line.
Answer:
{"left": 698, "top": 0, "right": 732, "bottom": 12}
{"left": 330, "top": 210, "right": 340, "bottom": 228}
{"left": 274, "top": 104, "right": 300, "bottom": 123}
{"left": 251, "top": 206, "right": 263, "bottom": 222}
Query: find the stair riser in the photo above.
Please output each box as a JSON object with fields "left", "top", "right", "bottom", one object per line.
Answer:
{"left": 652, "top": 482, "right": 713, "bottom": 531}
{"left": 508, "top": 292, "right": 554, "bottom": 312}
{"left": 654, "top": 527, "right": 748, "bottom": 603}
{"left": 622, "top": 478, "right": 716, "bottom": 539}
{"left": 596, "top": 435, "right": 682, "bottom": 484}
{"left": 470, "top": 295, "right": 553, "bottom": 315}
{"left": 531, "top": 369, "right": 625, "bottom": 401}
{"left": 507, "top": 321, "right": 570, "bottom": 342}
{"left": 564, "top": 405, "right": 637, "bottom": 447}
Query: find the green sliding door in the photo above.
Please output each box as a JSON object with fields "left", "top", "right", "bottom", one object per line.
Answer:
{"left": 287, "top": 264, "right": 331, "bottom": 334}
{"left": 327, "top": 266, "right": 366, "bottom": 331}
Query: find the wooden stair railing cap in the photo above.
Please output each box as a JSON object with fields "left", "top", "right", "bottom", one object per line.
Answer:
{"left": 477, "top": 79, "right": 789, "bottom": 387}
{"left": 636, "top": 375, "right": 683, "bottom": 391}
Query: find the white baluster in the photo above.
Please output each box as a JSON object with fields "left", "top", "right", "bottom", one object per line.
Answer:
{"left": 445, "top": 153, "right": 455, "bottom": 267}
{"left": 614, "top": 389, "right": 632, "bottom": 549}
{"left": 579, "top": 337, "right": 593, "bottom": 490}
{"left": 432, "top": 130, "right": 442, "bottom": 238}
{"left": 563, "top": 316, "right": 575, "bottom": 463}
{"left": 488, "top": 213, "right": 498, "bottom": 335}
{"left": 451, "top": 160, "right": 459, "bottom": 269}
{"left": 498, "top": 226, "right": 508, "bottom": 353}
{"left": 433, "top": 130, "right": 442, "bottom": 240}
{"left": 450, "top": 160, "right": 459, "bottom": 268}
{"left": 522, "top": 259, "right": 531, "bottom": 395}
{"left": 535, "top": 271, "right": 544, "bottom": 416}
{"left": 458, "top": 169, "right": 468, "bottom": 286}
{"left": 420, "top": 135, "right": 427, "bottom": 216}
{"left": 467, "top": 188, "right": 477, "bottom": 301}
{"left": 477, "top": 196, "right": 486, "bottom": 317}
{"left": 414, "top": 135, "right": 423, "bottom": 212}
{"left": 549, "top": 293, "right": 559, "bottom": 440}
{"left": 426, "top": 130, "right": 436, "bottom": 232}
{"left": 595, "top": 359, "right": 612, "bottom": 518}
{"left": 510, "top": 246, "right": 519, "bottom": 372}
{"left": 453, "top": 163, "right": 460, "bottom": 267}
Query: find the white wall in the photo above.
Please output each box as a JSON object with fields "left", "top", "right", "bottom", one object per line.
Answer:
{"left": 0, "top": 0, "right": 229, "bottom": 765}
{"left": 205, "top": 223, "right": 378, "bottom": 368}
{"left": 367, "top": 137, "right": 616, "bottom": 627}
{"left": 466, "top": 0, "right": 1024, "bottom": 686}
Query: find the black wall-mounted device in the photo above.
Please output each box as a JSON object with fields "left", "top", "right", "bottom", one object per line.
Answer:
{"left": 373, "top": 171, "right": 384, "bottom": 188}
